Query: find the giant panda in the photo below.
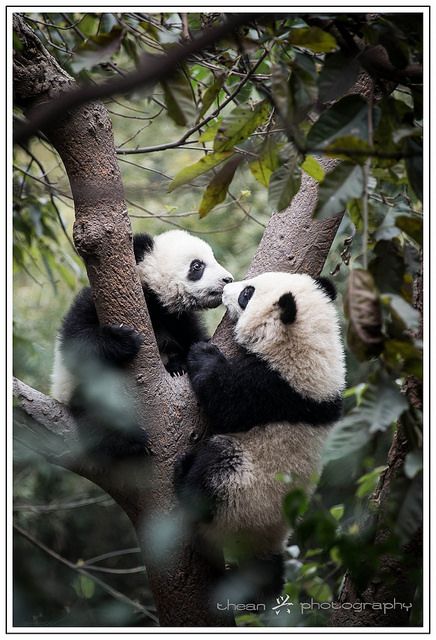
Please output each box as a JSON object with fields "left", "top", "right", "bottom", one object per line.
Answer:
{"left": 174, "top": 271, "right": 345, "bottom": 603}
{"left": 51, "top": 229, "right": 233, "bottom": 460}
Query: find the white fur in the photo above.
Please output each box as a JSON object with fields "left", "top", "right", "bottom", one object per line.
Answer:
{"left": 51, "top": 231, "right": 232, "bottom": 402}
{"left": 137, "top": 230, "right": 233, "bottom": 312}
{"left": 51, "top": 338, "right": 75, "bottom": 403}
{"left": 223, "top": 272, "right": 346, "bottom": 401}
{"left": 201, "top": 272, "right": 346, "bottom": 553}
{"left": 201, "top": 423, "right": 330, "bottom": 554}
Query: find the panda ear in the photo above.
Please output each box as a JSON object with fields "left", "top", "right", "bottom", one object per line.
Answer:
{"left": 315, "top": 277, "right": 337, "bottom": 301}
{"left": 278, "top": 292, "right": 297, "bottom": 324}
{"left": 133, "top": 233, "right": 154, "bottom": 264}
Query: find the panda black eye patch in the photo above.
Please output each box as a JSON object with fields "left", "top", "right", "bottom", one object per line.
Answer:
{"left": 188, "top": 259, "right": 206, "bottom": 281}
{"left": 238, "top": 286, "right": 254, "bottom": 310}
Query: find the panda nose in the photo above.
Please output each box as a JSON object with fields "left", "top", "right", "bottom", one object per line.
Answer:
{"left": 222, "top": 276, "right": 233, "bottom": 284}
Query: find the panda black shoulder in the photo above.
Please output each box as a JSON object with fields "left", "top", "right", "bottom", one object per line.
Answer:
{"left": 133, "top": 233, "right": 154, "bottom": 264}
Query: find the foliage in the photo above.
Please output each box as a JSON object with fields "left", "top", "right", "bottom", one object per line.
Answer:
{"left": 13, "top": 11, "right": 423, "bottom": 628}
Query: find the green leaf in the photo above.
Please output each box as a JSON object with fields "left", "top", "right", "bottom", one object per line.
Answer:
{"left": 404, "top": 450, "right": 423, "bottom": 479}
{"left": 248, "top": 140, "right": 280, "bottom": 187}
{"left": 305, "top": 577, "right": 333, "bottom": 602}
{"left": 289, "top": 53, "right": 318, "bottom": 122}
{"left": 100, "top": 13, "right": 118, "bottom": 34}
{"left": 199, "top": 120, "right": 221, "bottom": 142}
{"left": 356, "top": 466, "right": 387, "bottom": 498}
{"left": 307, "top": 95, "right": 369, "bottom": 149}
{"left": 213, "top": 101, "right": 270, "bottom": 152}
{"left": 324, "top": 373, "right": 408, "bottom": 462}
{"left": 384, "top": 293, "right": 421, "bottom": 333}
{"left": 369, "top": 239, "right": 405, "bottom": 294}
{"left": 395, "top": 214, "right": 423, "bottom": 245}
{"left": 383, "top": 339, "right": 422, "bottom": 378}
{"left": 283, "top": 488, "right": 309, "bottom": 526}
{"left": 198, "top": 156, "right": 242, "bottom": 218}
{"left": 288, "top": 26, "right": 337, "bottom": 53}
{"left": 359, "top": 374, "right": 409, "bottom": 434}
{"left": 73, "top": 574, "right": 95, "bottom": 599}
{"left": 323, "top": 413, "right": 371, "bottom": 462}
{"left": 199, "top": 72, "right": 225, "bottom": 118}
{"left": 79, "top": 14, "right": 99, "bottom": 36}
{"left": 324, "top": 135, "right": 371, "bottom": 163}
{"left": 168, "top": 151, "right": 234, "bottom": 192}
{"left": 161, "top": 68, "right": 195, "bottom": 127}
{"left": 318, "top": 51, "right": 360, "bottom": 103}
{"left": 268, "top": 162, "right": 301, "bottom": 212}
{"left": 315, "top": 163, "right": 364, "bottom": 219}
{"left": 71, "top": 28, "right": 124, "bottom": 72}
{"left": 330, "top": 504, "right": 344, "bottom": 521}
{"left": 301, "top": 155, "right": 325, "bottom": 181}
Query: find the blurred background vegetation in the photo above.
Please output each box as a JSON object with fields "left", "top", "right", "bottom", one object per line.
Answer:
{"left": 13, "top": 12, "right": 423, "bottom": 627}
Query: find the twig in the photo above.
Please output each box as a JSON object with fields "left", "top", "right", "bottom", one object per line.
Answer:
{"left": 14, "top": 495, "right": 113, "bottom": 512}
{"left": 115, "top": 47, "right": 269, "bottom": 156}
{"left": 83, "top": 547, "right": 141, "bottom": 565}
{"left": 18, "top": 147, "right": 77, "bottom": 254}
{"left": 14, "top": 523, "right": 158, "bottom": 622}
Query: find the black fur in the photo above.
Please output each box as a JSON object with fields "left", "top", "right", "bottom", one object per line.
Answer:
{"left": 278, "top": 292, "right": 297, "bottom": 324}
{"left": 133, "top": 232, "right": 154, "bottom": 263}
{"left": 174, "top": 438, "right": 243, "bottom": 522}
{"left": 57, "top": 232, "right": 209, "bottom": 460}
{"left": 315, "top": 276, "right": 337, "bottom": 301}
{"left": 60, "top": 233, "right": 208, "bottom": 380}
{"left": 186, "top": 342, "right": 342, "bottom": 434}
{"left": 143, "top": 289, "right": 208, "bottom": 376}
{"left": 60, "top": 288, "right": 144, "bottom": 373}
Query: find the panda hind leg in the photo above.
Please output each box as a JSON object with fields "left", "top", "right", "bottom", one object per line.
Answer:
{"left": 174, "top": 437, "right": 242, "bottom": 523}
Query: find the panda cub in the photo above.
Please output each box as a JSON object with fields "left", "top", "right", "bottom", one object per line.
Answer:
{"left": 51, "top": 229, "right": 232, "bottom": 459}
{"left": 175, "top": 272, "right": 345, "bottom": 602}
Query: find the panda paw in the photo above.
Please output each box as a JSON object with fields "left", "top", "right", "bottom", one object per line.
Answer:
{"left": 187, "top": 342, "right": 227, "bottom": 377}
{"left": 165, "top": 357, "right": 187, "bottom": 377}
{"left": 100, "top": 324, "right": 143, "bottom": 364}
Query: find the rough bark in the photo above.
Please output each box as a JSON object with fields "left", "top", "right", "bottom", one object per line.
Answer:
{"left": 12, "top": 14, "right": 387, "bottom": 629}
{"left": 13, "top": 14, "right": 228, "bottom": 627}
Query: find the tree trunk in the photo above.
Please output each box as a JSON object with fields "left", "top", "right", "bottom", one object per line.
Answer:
{"left": 13, "top": 14, "right": 387, "bottom": 628}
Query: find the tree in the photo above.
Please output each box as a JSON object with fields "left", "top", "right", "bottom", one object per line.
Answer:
{"left": 13, "top": 12, "right": 423, "bottom": 628}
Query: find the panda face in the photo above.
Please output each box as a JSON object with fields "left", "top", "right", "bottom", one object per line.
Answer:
{"left": 137, "top": 230, "right": 233, "bottom": 312}
{"left": 223, "top": 272, "right": 345, "bottom": 401}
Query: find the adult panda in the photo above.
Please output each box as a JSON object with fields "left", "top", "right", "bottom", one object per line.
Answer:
{"left": 175, "top": 272, "right": 345, "bottom": 603}
{"left": 51, "top": 229, "right": 233, "bottom": 460}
